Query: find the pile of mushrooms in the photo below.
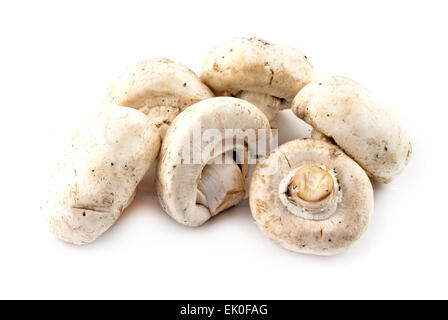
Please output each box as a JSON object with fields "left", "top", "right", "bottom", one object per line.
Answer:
{"left": 42, "top": 37, "right": 411, "bottom": 256}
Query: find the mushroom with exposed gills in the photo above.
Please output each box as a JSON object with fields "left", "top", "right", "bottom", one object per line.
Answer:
{"left": 106, "top": 58, "right": 214, "bottom": 138}
{"left": 41, "top": 107, "right": 161, "bottom": 245}
{"left": 157, "top": 97, "right": 271, "bottom": 227}
{"left": 292, "top": 76, "right": 412, "bottom": 183}
{"left": 249, "top": 139, "right": 374, "bottom": 256}
{"left": 200, "top": 38, "right": 315, "bottom": 125}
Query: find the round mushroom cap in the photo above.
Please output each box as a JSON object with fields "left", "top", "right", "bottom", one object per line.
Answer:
{"left": 200, "top": 38, "right": 315, "bottom": 104}
{"left": 156, "top": 97, "right": 271, "bottom": 227}
{"left": 249, "top": 139, "right": 374, "bottom": 256}
{"left": 292, "top": 76, "right": 412, "bottom": 183}
{"left": 42, "top": 107, "right": 161, "bottom": 245}
{"left": 106, "top": 58, "right": 214, "bottom": 136}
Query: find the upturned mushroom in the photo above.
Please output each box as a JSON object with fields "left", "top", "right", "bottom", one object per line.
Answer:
{"left": 249, "top": 139, "right": 374, "bottom": 256}
{"left": 105, "top": 58, "right": 214, "bottom": 137}
{"left": 41, "top": 107, "right": 160, "bottom": 245}
{"left": 292, "top": 76, "right": 412, "bottom": 183}
{"left": 200, "top": 37, "right": 315, "bottom": 125}
{"left": 157, "top": 97, "right": 271, "bottom": 227}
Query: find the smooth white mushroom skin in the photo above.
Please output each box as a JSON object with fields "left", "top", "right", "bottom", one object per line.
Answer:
{"left": 157, "top": 97, "right": 271, "bottom": 227}
{"left": 292, "top": 76, "right": 412, "bottom": 183}
{"left": 249, "top": 138, "right": 373, "bottom": 256}
{"left": 200, "top": 38, "right": 315, "bottom": 124}
{"left": 42, "top": 107, "right": 160, "bottom": 245}
{"left": 106, "top": 58, "right": 214, "bottom": 137}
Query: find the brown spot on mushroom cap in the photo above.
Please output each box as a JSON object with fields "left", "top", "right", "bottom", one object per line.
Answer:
{"left": 200, "top": 38, "right": 315, "bottom": 103}
{"left": 105, "top": 58, "right": 213, "bottom": 136}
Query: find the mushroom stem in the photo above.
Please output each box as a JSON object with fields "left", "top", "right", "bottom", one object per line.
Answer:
{"left": 289, "top": 166, "right": 334, "bottom": 203}
{"left": 279, "top": 164, "right": 341, "bottom": 220}
{"left": 237, "top": 91, "right": 287, "bottom": 124}
{"left": 197, "top": 155, "right": 245, "bottom": 216}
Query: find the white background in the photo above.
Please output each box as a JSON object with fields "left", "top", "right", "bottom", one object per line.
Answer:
{"left": 0, "top": 0, "right": 446, "bottom": 299}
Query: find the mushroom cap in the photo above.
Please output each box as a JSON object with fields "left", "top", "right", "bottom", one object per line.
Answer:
{"left": 156, "top": 97, "right": 271, "bottom": 227}
{"left": 249, "top": 139, "right": 374, "bottom": 256}
{"left": 105, "top": 58, "right": 213, "bottom": 135}
{"left": 200, "top": 38, "right": 315, "bottom": 103}
{"left": 42, "top": 107, "right": 160, "bottom": 245}
{"left": 292, "top": 76, "right": 412, "bottom": 183}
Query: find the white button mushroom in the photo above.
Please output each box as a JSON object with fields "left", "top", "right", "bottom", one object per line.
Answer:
{"left": 41, "top": 107, "right": 161, "bottom": 245}
{"left": 200, "top": 38, "right": 315, "bottom": 125}
{"left": 106, "top": 58, "right": 214, "bottom": 137}
{"left": 250, "top": 139, "right": 374, "bottom": 256}
{"left": 156, "top": 97, "right": 271, "bottom": 227}
{"left": 292, "top": 76, "right": 412, "bottom": 183}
